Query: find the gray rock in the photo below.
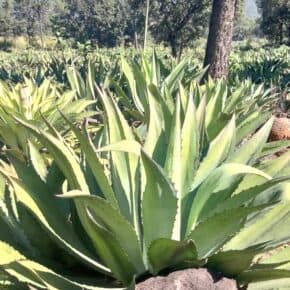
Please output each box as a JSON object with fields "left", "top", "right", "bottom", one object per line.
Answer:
{"left": 136, "top": 268, "right": 238, "bottom": 290}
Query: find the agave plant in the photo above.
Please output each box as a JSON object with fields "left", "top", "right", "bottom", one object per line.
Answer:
{"left": 0, "top": 77, "right": 95, "bottom": 154}
{"left": 1, "top": 72, "right": 290, "bottom": 290}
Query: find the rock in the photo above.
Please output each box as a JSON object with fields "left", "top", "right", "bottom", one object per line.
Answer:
{"left": 136, "top": 268, "right": 238, "bottom": 290}
{"left": 269, "top": 117, "right": 290, "bottom": 142}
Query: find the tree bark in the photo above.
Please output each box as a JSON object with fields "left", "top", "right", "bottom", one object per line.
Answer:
{"left": 203, "top": 0, "right": 237, "bottom": 80}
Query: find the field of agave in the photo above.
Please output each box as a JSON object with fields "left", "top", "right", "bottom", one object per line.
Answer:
{"left": 0, "top": 47, "right": 290, "bottom": 289}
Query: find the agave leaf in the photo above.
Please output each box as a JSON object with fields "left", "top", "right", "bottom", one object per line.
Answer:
{"left": 188, "top": 205, "right": 271, "bottom": 259}
{"left": 178, "top": 83, "right": 188, "bottom": 117}
{"left": 164, "top": 97, "right": 181, "bottom": 239}
{"left": 225, "top": 202, "right": 290, "bottom": 251}
{"left": 195, "top": 95, "right": 206, "bottom": 150}
{"left": 97, "top": 86, "right": 139, "bottom": 225}
{"left": 0, "top": 240, "right": 24, "bottom": 265}
{"left": 258, "top": 151, "right": 290, "bottom": 177}
{"left": 207, "top": 113, "right": 232, "bottom": 141}
{"left": 0, "top": 166, "right": 111, "bottom": 275}
{"left": 151, "top": 50, "right": 160, "bottom": 86}
{"left": 28, "top": 141, "right": 47, "bottom": 182}
{"left": 148, "top": 239, "right": 198, "bottom": 275}
{"left": 259, "top": 140, "right": 290, "bottom": 158}
{"left": 207, "top": 244, "right": 267, "bottom": 277}
{"left": 224, "top": 84, "right": 247, "bottom": 113}
{"left": 96, "top": 140, "right": 141, "bottom": 156}
{"left": 141, "top": 150, "right": 177, "bottom": 250}
{"left": 87, "top": 60, "right": 96, "bottom": 101}
{"left": 67, "top": 67, "right": 86, "bottom": 99}
{"left": 73, "top": 199, "right": 137, "bottom": 285}
{"left": 205, "top": 80, "right": 227, "bottom": 132}
{"left": 1, "top": 241, "right": 115, "bottom": 290}
{"left": 212, "top": 176, "right": 290, "bottom": 215}
{"left": 236, "top": 111, "right": 270, "bottom": 145}
{"left": 229, "top": 118, "right": 274, "bottom": 164}
{"left": 67, "top": 194, "right": 145, "bottom": 275}
{"left": 13, "top": 117, "right": 89, "bottom": 194}
{"left": 121, "top": 58, "right": 145, "bottom": 113}
{"left": 190, "top": 115, "right": 236, "bottom": 193}
{"left": 143, "top": 88, "right": 166, "bottom": 163}
{"left": 235, "top": 150, "right": 290, "bottom": 194}
{"left": 247, "top": 278, "right": 290, "bottom": 290}
{"left": 185, "top": 163, "right": 271, "bottom": 235}
{"left": 257, "top": 246, "right": 290, "bottom": 270}
{"left": 164, "top": 58, "right": 187, "bottom": 93}
{"left": 181, "top": 94, "right": 199, "bottom": 196}
{"left": 61, "top": 115, "right": 118, "bottom": 208}
{"left": 238, "top": 269, "right": 290, "bottom": 284}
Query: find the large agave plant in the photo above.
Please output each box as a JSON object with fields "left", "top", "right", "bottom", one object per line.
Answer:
{"left": 1, "top": 72, "right": 290, "bottom": 289}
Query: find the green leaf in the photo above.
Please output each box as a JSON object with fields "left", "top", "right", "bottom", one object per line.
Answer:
{"left": 0, "top": 241, "right": 24, "bottom": 265}
{"left": 97, "top": 86, "right": 139, "bottom": 226}
{"left": 238, "top": 269, "right": 290, "bottom": 284}
{"left": 0, "top": 167, "right": 111, "bottom": 275}
{"left": 225, "top": 202, "right": 290, "bottom": 251}
{"left": 207, "top": 245, "right": 267, "bottom": 277}
{"left": 68, "top": 194, "right": 145, "bottom": 275}
{"left": 141, "top": 150, "right": 177, "bottom": 249}
{"left": 185, "top": 163, "right": 271, "bottom": 235}
{"left": 181, "top": 94, "right": 199, "bottom": 196}
{"left": 61, "top": 115, "right": 118, "bottom": 208}
{"left": 205, "top": 80, "right": 227, "bottom": 131}
{"left": 164, "top": 58, "right": 187, "bottom": 93}
{"left": 148, "top": 239, "right": 198, "bottom": 275}
{"left": 28, "top": 141, "right": 47, "bottom": 182}
{"left": 259, "top": 140, "right": 290, "bottom": 158}
{"left": 190, "top": 115, "right": 236, "bottom": 193}
{"left": 236, "top": 111, "right": 270, "bottom": 145}
{"left": 121, "top": 58, "right": 145, "bottom": 113}
{"left": 229, "top": 118, "right": 274, "bottom": 164}
{"left": 14, "top": 117, "right": 90, "bottom": 194}
{"left": 0, "top": 242, "right": 115, "bottom": 290}
{"left": 247, "top": 278, "right": 290, "bottom": 290}
{"left": 73, "top": 199, "right": 137, "bottom": 285}
{"left": 188, "top": 205, "right": 271, "bottom": 259}
{"left": 164, "top": 97, "right": 181, "bottom": 239}
{"left": 212, "top": 176, "right": 290, "bottom": 216}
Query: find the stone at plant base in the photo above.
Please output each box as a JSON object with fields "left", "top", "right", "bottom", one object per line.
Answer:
{"left": 136, "top": 268, "right": 238, "bottom": 290}
{"left": 269, "top": 117, "right": 290, "bottom": 141}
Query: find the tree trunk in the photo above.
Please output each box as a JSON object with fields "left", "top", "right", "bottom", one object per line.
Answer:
{"left": 170, "top": 38, "right": 178, "bottom": 58}
{"left": 203, "top": 0, "right": 237, "bottom": 80}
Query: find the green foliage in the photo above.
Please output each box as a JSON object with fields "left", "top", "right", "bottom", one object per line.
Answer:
{"left": 150, "top": 0, "right": 211, "bottom": 57}
{"left": 0, "top": 56, "right": 289, "bottom": 289}
{"left": 257, "top": 0, "right": 290, "bottom": 45}
{"left": 51, "top": 0, "right": 131, "bottom": 47}
{"left": 230, "top": 46, "right": 290, "bottom": 91}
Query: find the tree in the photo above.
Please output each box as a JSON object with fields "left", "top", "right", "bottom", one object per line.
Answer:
{"left": 125, "top": 0, "right": 145, "bottom": 48}
{"left": 149, "top": 0, "right": 211, "bottom": 57}
{"left": 11, "top": 0, "right": 52, "bottom": 45}
{"left": 233, "top": 0, "right": 258, "bottom": 41}
{"left": 51, "top": 0, "right": 132, "bottom": 47}
{"left": 0, "top": 0, "right": 13, "bottom": 36}
{"left": 203, "top": 0, "right": 237, "bottom": 79}
{"left": 257, "top": 0, "right": 290, "bottom": 45}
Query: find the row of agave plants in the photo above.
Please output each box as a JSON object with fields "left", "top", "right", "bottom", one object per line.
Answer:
{"left": 1, "top": 46, "right": 289, "bottom": 93}
{"left": 229, "top": 45, "right": 290, "bottom": 92}
{"left": 1, "top": 54, "right": 290, "bottom": 289}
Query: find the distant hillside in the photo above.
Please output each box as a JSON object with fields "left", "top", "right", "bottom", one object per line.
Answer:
{"left": 245, "top": 0, "right": 259, "bottom": 19}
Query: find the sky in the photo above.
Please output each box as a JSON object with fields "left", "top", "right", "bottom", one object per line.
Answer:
{"left": 245, "top": 0, "right": 259, "bottom": 19}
